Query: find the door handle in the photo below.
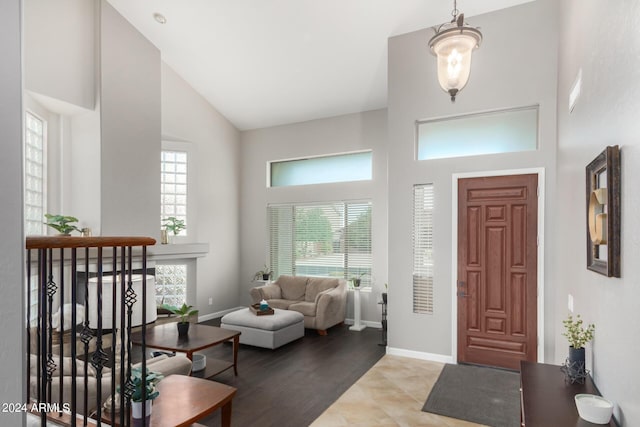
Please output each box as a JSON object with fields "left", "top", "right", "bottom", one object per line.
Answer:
{"left": 457, "top": 281, "right": 467, "bottom": 297}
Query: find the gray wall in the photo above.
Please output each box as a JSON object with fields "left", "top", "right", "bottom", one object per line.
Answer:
{"left": 0, "top": 0, "right": 25, "bottom": 423}
{"left": 100, "top": 0, "right": 161, "bottom": 239}
{"left": 161, "top": 62, "right": 242, "bottom": 317}
{"left": 387, "top": 0, "right": 558, "bottom": 358}
{"left": 555, "top": 1, "right": 640, "bottom": 424}
{"left": 24, "top": 0, "right": 95, "bottom": 110}
{"left": 240, "top": 109, "right": 388, "bottom": 323}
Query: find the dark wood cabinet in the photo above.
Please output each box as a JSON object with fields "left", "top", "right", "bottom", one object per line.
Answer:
{"left": 520, "top": 362, "right": 616, "bottom": 426}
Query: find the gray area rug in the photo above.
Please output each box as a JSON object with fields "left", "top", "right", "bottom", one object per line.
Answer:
{"left": 422, "top": 363, "right": 520, "bottom": 427}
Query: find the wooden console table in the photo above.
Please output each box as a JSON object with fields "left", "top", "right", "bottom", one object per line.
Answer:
{"left": 101, "top": 375, "right": 236, "bottom": 427}
{"left": 520, "top": 361, "right": 616, "bottom": 426}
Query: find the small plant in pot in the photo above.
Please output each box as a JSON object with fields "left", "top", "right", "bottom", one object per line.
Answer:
{"left": 253, "top": 265, "right": 273, "bottom": 281}
{"left": 562, "top": 314, "right": 595, "bottom": 383}
{"left": 161, "top": 217, "right": 186, "bottom": 243}
{"left": 162, "top": 303, "right": 198, "bottom": 336}
{"left": 120, "top": 367, "right": 163, "bottom": 426}
{"left": 44, "top": 214, "right": 81, "bottom": 236}
{"left": 382, "top": 283, "right": 388, "bottom": 304}
{"left": 350, "top": 272, "right": 367, "bottom": 288}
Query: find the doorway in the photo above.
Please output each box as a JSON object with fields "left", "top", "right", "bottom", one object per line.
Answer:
{"left": 456, "top": 173, "right": 538, "bottom": 370}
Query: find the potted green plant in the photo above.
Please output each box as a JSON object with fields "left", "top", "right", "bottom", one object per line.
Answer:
{"left": 562, "top": 314, "right": 595, "bottom": 381}
{"left": 350, "top": 272, "right": 367, "bottom": 288}
{"left": 253, "top": 265, "right": 273, "bottom": 281}
{"left": 121, "top": 367, "right": 163, "bottom": 426}
{"left": 44, "top": 214, "right": 81, "bottom": 236}
{"left": 161, "top": 217, "right": 186, "bottom": 242}
{"left": 161, "top": 303, "right": 198, "bottom": 336}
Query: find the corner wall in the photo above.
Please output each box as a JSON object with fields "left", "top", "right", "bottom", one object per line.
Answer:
{"left": 555, "top": 1, "right": 640, "bottom": 424}
{"left": 161, "top": 62, "right": 242, "bottom": 317}
{"left": 387, "top": 0, "right": 558, "bottom": 358}
{"left": 240, "top": 109, "right": 388, "bottom": 323}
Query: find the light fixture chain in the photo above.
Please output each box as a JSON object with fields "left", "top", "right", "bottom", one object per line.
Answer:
{"left": 451, "top": 0, "right": 459, "bottom": 20}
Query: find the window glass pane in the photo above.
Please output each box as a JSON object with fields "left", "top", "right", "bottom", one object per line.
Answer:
{"left": 161, "top": 150, "right": 188, "bottom": 236}
{"left": 270, "top": 151, "right": 372, "bottom": 187}
{"left": 24, "top": 111, "right": 46, "bottom": 236}
{"left": 155, "top": 264, "right": 187, "bottom": 307}
{"left": 417, "top": 106, "right": 538, "bottom": 160}
{"left": 413, "top": 184, "right": 434, "bottom": 314}
{"left": 268, "top": 201, "right": 372, "bottom": 285}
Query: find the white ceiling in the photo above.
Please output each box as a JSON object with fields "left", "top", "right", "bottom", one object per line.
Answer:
{"left": 107, "top": 0, "right": 533, "bottom": 131}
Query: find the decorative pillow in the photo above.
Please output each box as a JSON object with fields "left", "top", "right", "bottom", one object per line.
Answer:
{"left": 276, "top": 275, "right": 308, "bottom": 301}
{"left": 305, "top": 278, "right": 339, "bottom": 302}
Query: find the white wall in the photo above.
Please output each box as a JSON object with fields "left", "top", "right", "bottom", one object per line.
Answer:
{"left": 555, "top": 1, "right": 640, "bottom": 424}
{"left": 24, "top": 0, "right": 95, "bottom": 110}
{"left": 240, "top": 109, "right": 388, "bottom": 323}
{"left": 100, "top": 0, "right": 161, "bottom": 239}
{"left": 161, "top": 62, "right": 242, "bottom": 317}
{"left": 387, "top": 0, "right": 558, "bottom": 358}
{"left": 0, "top": 0, "right": 25, "bottom": 422}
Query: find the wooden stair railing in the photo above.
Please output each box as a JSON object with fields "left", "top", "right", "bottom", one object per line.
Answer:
{"left": 26, "top": 236, "right": 156, "bottom": 427}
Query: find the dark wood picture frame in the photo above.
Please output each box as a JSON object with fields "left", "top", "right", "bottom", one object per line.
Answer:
{"left": 585, "top": 145, "right": 620, "bottom": 277}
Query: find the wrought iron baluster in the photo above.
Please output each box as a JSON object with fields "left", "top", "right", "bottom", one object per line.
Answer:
{"left": 80, "top": 247, "right": 93, "bottom": 427}
{"left": 58, "top": 247, "right": 64, "bottom": 416}
{"left": 71, "top": 248, "right": 78, "bottom": 423}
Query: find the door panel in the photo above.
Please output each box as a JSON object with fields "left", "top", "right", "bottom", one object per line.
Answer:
{"left": 458, "top": 174, "right": 538, "bottom": 370}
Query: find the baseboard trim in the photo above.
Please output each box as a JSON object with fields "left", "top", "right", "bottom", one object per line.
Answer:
{"left": 344, "top": 318, "right": 382, "bottom": 329}
{"left": 198, "top": 306, "right": 244, "bottom": 323}
{"left": 385, "top": 347, "right": 454, "bottom": 364}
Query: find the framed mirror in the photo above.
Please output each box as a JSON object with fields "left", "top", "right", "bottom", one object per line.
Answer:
{"left": 586, "top": 145, "right": 620, "bottom": 277}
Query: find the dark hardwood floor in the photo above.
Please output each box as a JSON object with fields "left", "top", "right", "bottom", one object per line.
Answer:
{"left": 191, "top": 318, "right": 385, "bottom": 427}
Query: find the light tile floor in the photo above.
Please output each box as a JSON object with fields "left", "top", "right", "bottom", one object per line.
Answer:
{"left": 310, "top": 355, "right": 487, "bottom": 427}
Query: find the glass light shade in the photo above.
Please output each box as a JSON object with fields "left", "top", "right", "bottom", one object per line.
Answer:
{"left": 429, "top": 26, "right": 482, "bottom": 101}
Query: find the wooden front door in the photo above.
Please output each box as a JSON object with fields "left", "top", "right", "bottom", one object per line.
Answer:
{"left": 457, "top": 174, "right": 538, "bottom": 370}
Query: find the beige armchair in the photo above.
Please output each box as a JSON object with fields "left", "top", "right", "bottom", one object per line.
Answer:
{"left": 250, "top": 275, "right": 347, "bottom": 335}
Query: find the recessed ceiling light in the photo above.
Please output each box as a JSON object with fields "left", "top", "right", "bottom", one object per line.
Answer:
{"left": 153, "top": 13, "right": 167, "bottom": 24}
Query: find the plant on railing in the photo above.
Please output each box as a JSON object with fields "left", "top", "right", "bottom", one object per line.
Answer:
{"left": 162, "top": 216, "right": 186, "bottom": 236}
{"left": 44, "top": 214, "right": 81, "bottom": 235}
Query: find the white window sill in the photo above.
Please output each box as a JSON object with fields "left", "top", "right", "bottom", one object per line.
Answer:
{"left": 148, "top": 242, "right": 209, "bottom": 260}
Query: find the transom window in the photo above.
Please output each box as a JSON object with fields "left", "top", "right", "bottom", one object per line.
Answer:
{"left": 161, "top": 150, "right": 188, "bottom": 236}
{"left": 269, "top": 151, "right": 372, "bottom": 187}
{"left": 416, "top": 106, "right": 538, "bottom": 160}
{"left": 24, "top": 111, "right": 46, "bottom": 236}
{"left": 268, "top": 201, "right": 372, "bottom": 285}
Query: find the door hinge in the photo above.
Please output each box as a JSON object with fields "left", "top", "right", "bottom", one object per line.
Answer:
{"left": 536, "top": 235, "right": 539, "bottom": 246}
{"left": 536, "top": 186, "right": 539, "bottom": 197}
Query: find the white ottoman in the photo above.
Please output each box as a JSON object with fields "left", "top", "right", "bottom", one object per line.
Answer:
{"left": 221, "top": 308, "right": 304, "bottom": 349}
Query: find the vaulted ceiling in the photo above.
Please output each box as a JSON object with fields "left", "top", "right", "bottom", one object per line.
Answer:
{"left": 107, "top": 0, "right": 533, "bottom": 130}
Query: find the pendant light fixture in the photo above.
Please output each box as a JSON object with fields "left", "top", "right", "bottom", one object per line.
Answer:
{"left": 428, "top": 0, "right": 482, "bottom": 102}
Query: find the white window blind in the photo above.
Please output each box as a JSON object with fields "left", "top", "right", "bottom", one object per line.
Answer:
{"left": 24, "top": 111, "right": 46, "bottom": 236}
{"left": 161, "top": 150, "right": 188, "bottom": 236}
{"left": 268, "top": 201, "right": 372, "bottom": 284}
{"left": 155, "top": 264, "right": 187, "bottom": 307}
{"left": 413, "top": 184, "right": 434, "bottom": 314}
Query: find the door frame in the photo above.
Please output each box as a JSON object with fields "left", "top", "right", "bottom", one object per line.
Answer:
{"left": 451, "top": 168, "right": 545, "bottom": 364}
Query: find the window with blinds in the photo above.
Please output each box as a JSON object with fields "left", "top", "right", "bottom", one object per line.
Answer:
{"left": 161, "top": 150, "right": 188, "bottom": 236}
{"left": 24, "top": 111, "right": 46, "bottom": 236}
{"left": 268, "top": 201, "right": 372, "bottom": 284}
{"left": 413, "top": 184, "right": 434, "bottom": 314}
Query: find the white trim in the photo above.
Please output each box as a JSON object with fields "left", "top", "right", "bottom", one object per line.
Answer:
{"left": 451, "top": 167, "right": 545, "bottom": 364}
{"left": 386, "top": 347, "right": 454, "bottom": 364}
{"left": 197, "top": 306, "right": 245, "bottom": 323}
